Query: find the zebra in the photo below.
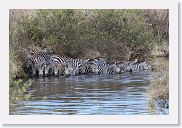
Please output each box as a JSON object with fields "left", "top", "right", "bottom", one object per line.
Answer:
{"left": 107, "top": 62, "right": 121, "bottom": 74}
{"left": 24, "top": 48, "right": 52, "bottom": 76}
{"left": 23, "top": 47, "right": 152, "bottom": 76}
{"left": 23, "top": 48, "right": 46, "bottom": 77}
{"left": 79, "top": 60, "right": 92, "bottom": 74}
{"left": 116, "top": 61, "right": 132, "bottom": 72}
{"left": 44, "top": 54, "right": 66, "bottom": 76}
{"left": 128, "top": 61, "right": 152, "bottom": 71}
{"left": 116, "top": 59, "right": 152, "bottom": 72}
{"left": 89, "top": 59, "right": 121, "bottom": 74}
{"left": 64, "top": 58, "right": 87, "bottom": 77}
{"left": 87, "top": 58, "right": 109, "bottom": 74}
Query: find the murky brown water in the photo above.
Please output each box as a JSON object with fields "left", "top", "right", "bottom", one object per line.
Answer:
{"left": 9, "top": 58, "right": 169, "bottom": 115}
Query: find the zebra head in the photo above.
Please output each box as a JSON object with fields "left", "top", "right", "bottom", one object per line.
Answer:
{"left": 111, "top": 62, "right": 120, "bottom": 73}
{"left": 79, "top": 59, "right": 90, "bottom": 74}
{"left": 107, "top": 62, "right": 120, "bottom": 74}
{"left": 64, "top": 63, "right": 74, "bottom": 77}
{"left": 54, "top": 63, "right": 65, "bottom": 76}
{"left": 117, "top": 62, "right": 132, "bottom": 72}
{"left": 64, "top": 59, "right": 84, "bottom": 76}
{"left": 89, "top": 62, "right": 100, "bottom": 74}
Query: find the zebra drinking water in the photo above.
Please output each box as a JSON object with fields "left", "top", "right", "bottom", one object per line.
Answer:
{"left": 23, "top": 48, "right": 46, "bottom": 77}
{"left": 44, "top": 54, "right": 66, "bottom": 76}
{"left": 87, "top": 58, "right": 121, "bottom": 75}
{"left": 116, "top": 59, "right": 152, "bottom": 72}
{"left": 128, "top": 61, "right": 152, "bottom": 71}
{"left": 23, "top": 48, "right": 152, "bottom": 77}
{"left": 107, "top": 62, "right": 121, "bottom": 74}
{"left": 64, "top": 58, "right": 88, "bottom": 77}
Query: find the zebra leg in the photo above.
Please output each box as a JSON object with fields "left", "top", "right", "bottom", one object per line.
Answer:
{"left": 124, "top": 65, "right": 132, "bottom": 72}
{"left": 58, "top": 64, "right": 65, "bottom": 76}
{"left": 39, "top": 67, "right": 44, "bottom": 77}
{"left": 32, "top": 66, "right": 37, "bottom": 76}
{"left": 54, "top": 66, "right": 59, "bottom": 77}
{"left": 37, "top": 64, "right": 44, "bottom": 77}
{"left": 64, "top": 65, "right": 71, "bottom": 77}
{"left": 44, "top": 64, "right": 50, "bottom": 77}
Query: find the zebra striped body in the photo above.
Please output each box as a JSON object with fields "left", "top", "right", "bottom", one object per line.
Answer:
{"left": 117, "top": 60, "right": 152, "bottom": 72}
{"left": 64, "top": 58, "right": 87, "bottom": 76}
{"left": 128, "top": 61, "right": 152, "bottom": 71}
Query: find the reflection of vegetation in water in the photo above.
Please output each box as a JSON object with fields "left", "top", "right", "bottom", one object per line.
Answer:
{"left": 148, "top": 57, "right": 169, "bottom": 114}
{"left": 9, "top": 79, "right": 32, "bottom": 106}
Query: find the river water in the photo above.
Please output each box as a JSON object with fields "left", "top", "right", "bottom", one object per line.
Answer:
{"left": 9, "top": 58, "right": 169, "bottom": 115}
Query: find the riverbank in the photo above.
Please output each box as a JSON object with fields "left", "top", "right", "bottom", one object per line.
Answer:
{"left": 148, "top": 57, "right": 169, "bottom": 113}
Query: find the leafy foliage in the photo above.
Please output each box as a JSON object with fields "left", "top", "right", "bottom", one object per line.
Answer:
{"left": 9, "top": 9, "right": 168, "bottom": 77}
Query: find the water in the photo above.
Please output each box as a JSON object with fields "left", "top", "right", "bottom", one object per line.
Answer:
{"left": 9, "top": 58, "right": 169, "bottom": 115}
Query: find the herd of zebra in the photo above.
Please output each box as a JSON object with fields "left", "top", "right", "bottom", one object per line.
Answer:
{"left": 23, "top": 48, "right": 152, "bottom": 77}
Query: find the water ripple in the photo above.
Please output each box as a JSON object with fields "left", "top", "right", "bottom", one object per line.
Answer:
{"left": 10, "top": 71, "right": 163, "bottom": 115}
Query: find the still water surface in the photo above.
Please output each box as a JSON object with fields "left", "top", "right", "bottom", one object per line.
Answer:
{"left": 10, "top": 71, "right": 166, "bottom": 115}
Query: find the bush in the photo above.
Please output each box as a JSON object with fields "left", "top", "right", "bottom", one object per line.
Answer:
{"left": 10, "top": 10, "right": 153, "bottom": 58}
{"left": 143, "top": 10, "right": 169, "bottom": 56}
{"left": 9, "top": 9, "right": 169, "bottom": 77}
{"left": 9, "top": 78, "right": 32, "bottom": 113}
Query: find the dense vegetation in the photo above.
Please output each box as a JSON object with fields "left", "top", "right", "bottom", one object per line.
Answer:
{"left": 10, "top": 9, "right": 169, "bottom": 77}
{"left": 9, "top": 9, "right": 169, "bottom": 107}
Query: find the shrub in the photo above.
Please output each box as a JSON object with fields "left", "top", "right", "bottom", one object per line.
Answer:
{"left": 143, "top": 9, "right": 169, "bottom": 56}
{"left": 9, "top": 9, "right": 168, "bottom": 77}
{"left": 10, "top": 10, "right": 153, "bottom": 58}
{"left": 9, "top": 78, "right": 32, "bottom": 113}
